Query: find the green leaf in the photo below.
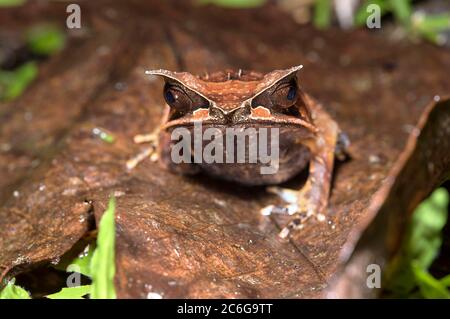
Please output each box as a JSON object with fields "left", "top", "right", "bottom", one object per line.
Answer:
{"left": 48, "top": 198, "right": 116, "bottom": 299}
{"left": 197, "top": 0, "right": 266, "bottom": 8}
{"left": 0, "top": 61, "right": 38, "bottom": 101}
{"left": 412, "top": 13, "right": 450, "bottom": 45}
{"left": 390, "top": 0, "right": 412, "bottom": 26}
{"left": 314, "top": 0, "right": 332, "bottom": 29}
{"left": 67, "top": 243, "right": 96, "bottom": 277}
{"left": 0, "top": 0, "right": 26, "bottom": 7}
{"left": 407, "top": 188, "right": 448, "bottom": 269}
{"left": 0, "top": 279, "right": 31, "bottom": 299}
{"left": 52, "top": 240, "right": 96, "bottom": 277}
{"left": 46, "top": 285, "right": 91, "bottom": 299}
{"left": 412, "top": 263, "right": 450, "bottom": 299}
{"left": 354, "top": 0, "right": 389, "bottom": 26}
{"left": 439, "top": 274, "right": 450, "bottom": 287}
{"left": 413, "top": 13, "right": 450, "bottom": 32}
{"left": 384, "top": 187, "right": 449, "bottom": 298}
{"left": 414, "top": 28, "right": 442, "bottom": 45}
{"left": 26, "top": 24, "right": 65, "bottom": 56}
{"left": 354, "top": 0, "right": 448, "bottom": 45}
{"left": 90, "top": 197, "right": 117, "bottom": 299}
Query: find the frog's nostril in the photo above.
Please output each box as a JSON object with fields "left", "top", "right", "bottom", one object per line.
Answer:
{"left": 208, "top": 106, "right": 226, "bottom": 120}
{"left": 230, "top": 105, "right": 251, "bottom": 121}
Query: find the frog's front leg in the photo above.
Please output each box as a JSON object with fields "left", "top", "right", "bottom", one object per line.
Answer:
{"left": 261, "top": 101, "right": 340, "bottom": 239}
{"left": 261, "top": 151, "right": 335, "bottom": 238}
{"left": 126, "top": 129, "right": 160, "bottom": 170}
{"left": 280, "top": 144, "right": 335, "bottom": 239}
{"left": 126, "top": 127, "right": 201, "bottom": 175}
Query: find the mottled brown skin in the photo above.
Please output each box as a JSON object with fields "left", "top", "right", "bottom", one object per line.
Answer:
{"left": 128, "top": 66, "right": 343, "bottom": 238}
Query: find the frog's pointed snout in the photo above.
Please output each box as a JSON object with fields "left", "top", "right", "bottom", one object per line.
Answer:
{"left": 209, "top": 103, "right": 252, "bottom": 123}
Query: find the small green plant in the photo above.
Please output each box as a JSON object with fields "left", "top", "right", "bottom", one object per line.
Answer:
{"left": 26, "top": 24, "right": 65, "bottom": 56}
{"left": 0, "top": 24, "right": 66, "bottom": 101}
{"left": 0, "top": 279, "right": 30, "bottom": 299}
{"left": 46, "top": 285, "right": 92, "bottom": 300}
{"left": 0, "top": 197, "right": 117, "bottom": 299}
{"left": 311, "top": 0, "right": 450, "bottom": 45}
{"left": 90, "top": 197, "right": 117, "bottom": 299}
{"left": 355, "top": 0, "right": 389, "bottom": 26}
{"left": 411, "top": 263, "right": 450, "bottom": 298}
{"left": 314, "top": 0, "right": 333, "bottom": 29}
{"left": 384, "top": 187, "right": 450, "bottom": 298}
{"left": 51, "top": 197, "right": 117, "bottom": 299}
{"left": 0, "top": 62, "right": 37, "bottom": 101}
{"left": 355, "top": 0, "right": 450, "bottom": 45}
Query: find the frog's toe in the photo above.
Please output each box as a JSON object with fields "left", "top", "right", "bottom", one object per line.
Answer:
{"left": 127, "top": 130, "right": 159, "bottom": 169}
{"left": 263, "top": 180, "right": 329, "bottom": 238}
{"left": 126, "top": 146, "right": 158, "bottom": 170}
{"left": 278, "top": 212, "right": 310, "bottom": 239}
{"left": 260, "top": 203, "right": 298, "bottom": 216}
{"left": 133, "top": 132, "right": 158, "bottom": 144}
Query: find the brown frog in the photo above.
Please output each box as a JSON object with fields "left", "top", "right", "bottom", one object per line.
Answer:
{"left": 127, "top": 66, "right": 348, "bottom": 238}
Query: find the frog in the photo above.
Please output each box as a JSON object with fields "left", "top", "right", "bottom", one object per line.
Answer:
{"left": 127, "top": 66, "right": 348, "bottom": 239}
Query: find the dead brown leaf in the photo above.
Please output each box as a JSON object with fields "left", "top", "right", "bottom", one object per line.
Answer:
{"left": 0, "top": 0, "right": 449, "bottom": 298}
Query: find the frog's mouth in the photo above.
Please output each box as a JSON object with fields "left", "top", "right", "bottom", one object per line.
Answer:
{"left": 162, "top": 108, "right": 317, "bottom": 133}
{"left": 163, "top": 95, "right": 319, "bottom": 133}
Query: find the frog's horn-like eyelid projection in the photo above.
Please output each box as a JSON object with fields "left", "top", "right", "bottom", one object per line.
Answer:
{"left": 244, "top": 65, "right": 303, "bottom": 106}
{"left": 145, "top": 65, "right": 303, "bottom": 105}
{"left": 145, "top": 69, "right": 214, "bottom": 105}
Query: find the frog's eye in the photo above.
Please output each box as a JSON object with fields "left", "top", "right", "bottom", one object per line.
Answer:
{"left": 163, "top": 83, "right": 210, "bottom": 114}
{"left": 164, "top": 88, "right": 176, "bottom": 104}
{"left": 163, "top": 83, "right": 193, "bottom": 112}
{"left": 270, "top": 80, "right": 298, "bottom": 108}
